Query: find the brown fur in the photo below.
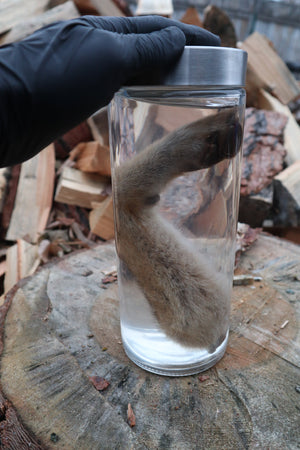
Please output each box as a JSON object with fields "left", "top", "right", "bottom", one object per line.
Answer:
{"left": 114, "top": 109, "right": 242, "bottom": 348}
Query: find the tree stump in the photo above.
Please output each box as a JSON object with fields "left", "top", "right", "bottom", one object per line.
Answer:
{"left": 0, "top": 234, "right": 299, "bottom": 449}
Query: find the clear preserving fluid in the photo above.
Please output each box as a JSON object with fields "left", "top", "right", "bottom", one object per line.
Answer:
{"left": 109, "top": 88, "right": 245, "bottom": 376}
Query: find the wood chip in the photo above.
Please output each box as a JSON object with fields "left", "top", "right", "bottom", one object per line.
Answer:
{"left": 127, "top": 403, "right": 136, "bottom": 427}
{"left": 88, "top": 376, "right": 110, "bottom": 391}
{"left": 233, "top": 274, "right": 255, "bottom": 286}
{"left": 280, "top": 320, "right": 289, "bottom": 329}
{"left": 198, "top": 375, "right": 210, "bottom": 382}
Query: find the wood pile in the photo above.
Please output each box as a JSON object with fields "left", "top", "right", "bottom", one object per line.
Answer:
{"left": 0, "top": 0, "right": 300, "bottom": 296}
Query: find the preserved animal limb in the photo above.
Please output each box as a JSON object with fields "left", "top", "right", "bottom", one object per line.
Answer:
{"left": 114, "top": 109, "right": 242, "bottom": 348}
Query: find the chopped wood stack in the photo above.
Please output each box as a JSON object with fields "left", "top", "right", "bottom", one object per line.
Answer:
{"left": 1, "top": 1, "right": 300, "bottom": 295}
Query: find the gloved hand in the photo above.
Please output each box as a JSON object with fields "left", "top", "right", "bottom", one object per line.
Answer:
{"left": 0, "top": 15, "right": 220, "bottom": 167}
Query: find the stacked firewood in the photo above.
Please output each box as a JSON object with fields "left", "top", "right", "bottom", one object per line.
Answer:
{"left": 0, "top": 0, "right": 299, "bottom": 295}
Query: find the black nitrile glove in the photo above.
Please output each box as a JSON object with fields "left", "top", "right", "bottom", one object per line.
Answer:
{"left": 0, "top": 16, "right": 220, "bottom": 167}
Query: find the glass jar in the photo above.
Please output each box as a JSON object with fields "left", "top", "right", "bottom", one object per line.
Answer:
{"left": 109, "top": 46, "right": 247, "bottom": 376}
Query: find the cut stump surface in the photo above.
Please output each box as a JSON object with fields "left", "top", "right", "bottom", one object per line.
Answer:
{"left": 0, "top": 235, "right": 299, "bottom": 449}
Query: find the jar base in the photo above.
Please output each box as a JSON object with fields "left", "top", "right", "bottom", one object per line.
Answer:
{"left": 122, "top": 331, "right": 228, "bottom": 377}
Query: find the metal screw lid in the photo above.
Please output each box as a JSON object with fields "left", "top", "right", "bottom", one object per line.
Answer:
{"left": 162, "top": 46, "right": 248, "bottom": 87}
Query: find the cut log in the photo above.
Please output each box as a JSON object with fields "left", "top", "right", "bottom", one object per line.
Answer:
{"left": 70, "top": 141, "right": 111, "bottom": 177}
{"left": 258, "top": 89, "right": 300, "bottom": 164}
{"left": 240, "top": 32, "right": 300, "bottom": 105}
{"left": 203, "top": 5, "right": 237, "bottom": 47}
{"left": 89, "top": 197, "right": 114, "bottom": 240}
{"left": 4, "top": 239, "right": 39, "bottom": 293}
{"left": 180, "top": 7, "right": 203, "bottom": 28}
{"left": 272, "top": 160, "right": 300, "bottom": 227}
{"left": 0, "top": 0, "right": 49, "bottom": 35}
{"left": 0, "top": 1, "right": 79, "bottom": 46}
{"left": 55, "top": 166, "right": 108, "bottom": 209}
{"left": 6, "top": 145, "right": 55, "bottom": 244}
{"left": 0, "top": 234, "right": 299, "bottom": 448}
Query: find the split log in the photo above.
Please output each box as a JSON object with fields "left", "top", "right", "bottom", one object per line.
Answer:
{"left": 135, "top": 0, "right": 173, "bottom": 17}
{"left": 272, "top": 160, "right": 300, "bottom": 227}
{"left": 0, "top": 234, "right": 299, "bottom": 448}
{"left": 0, "top": 165, "right": 21, "bottom": 238}
{"left": 55, "top": 166, "right": 108, "bottom": 209}
{"left": 0, "top": 1, "right": 79, "bottom": 46}
{"left": 89, "top": 0, "right": 125, "bottom": 16}
{"left": 74, "top": 0, "right": 126, "bottom": 16}
{"left": 0, "top": 168, "right": 10, "bottom": 213}
{"left": 203, "top": 5, "right": 237, "bottom": 47}
{"left": 180, "top": 7, "right": 203, "bottom": 28}
{"left": 6, "top": 145, "right": 55, "bottom": 244}
{"left": 70, "top": 141, "right": 111, "bottom": 177}
{"left": 258, "top": 89, "right": 300, "bottom": 164}
{"left": 112, "top": 0, "right": 133, "bottom": 16}
{"left": 262, "top": 226, "right": 300, "bottom": 245}
{"left": 54, "top": 121, "right": 93, "bottom": 159}
{"left": 4, "top": 239, "right": 39, "bottom": 293}
{"left": 89, "top": 197, "right": 114, "bottom": 240}
{"left": 73, "top": 0, "right": 100, "bottom": 15}
{"left": 55, "top": 121, "right": 93, "bottom": 160}
{"left": 239, "top": 108, "right": 288, "bottom": 227}
{"left": 48, "top": 0, "right": 70, "bottom": 7}
{"left": 241, "top": 108, "right": 287, "bottom": 197}
{"left": 240, "top": 32, "right": 300, "bottom": 105}
{"left": 0, "top": 0, "right": 49, "bottom": 35}
{"left": 239, "top": 184, "right": 274, "bottom": 228}
{"left": 289, "top": 96, "right": 300, "bottom": 126}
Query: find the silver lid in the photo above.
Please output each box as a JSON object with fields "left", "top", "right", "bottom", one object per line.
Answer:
{"left": 163, "top": 46, "right": 248, "bottom": 87}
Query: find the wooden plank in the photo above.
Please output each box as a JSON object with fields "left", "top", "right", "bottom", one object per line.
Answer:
{"left": 0, "top": 1, "right": 79, "bottom": 46}
{"left": 0, "top": 0, "right": 49, "bottom": 35}
{"left": 6, "top": 145, "right": 55, "bottom": 244}
{"left": 240, "top": 32, "right": 300, "bottom": 105}
{"left": 4, "top": 239, "right": 39, "bottom": 293}
{"left": 258, "top": 89, "right": 300, "bottom": 164}
{"left": 89, "top": 197, "right": 114, "bottom": 240}
{"left": 0, "top": 234, "right": 299, "bottom": 448}
{"left": 55, "top": 166, "right": 108, "bottom": 209}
